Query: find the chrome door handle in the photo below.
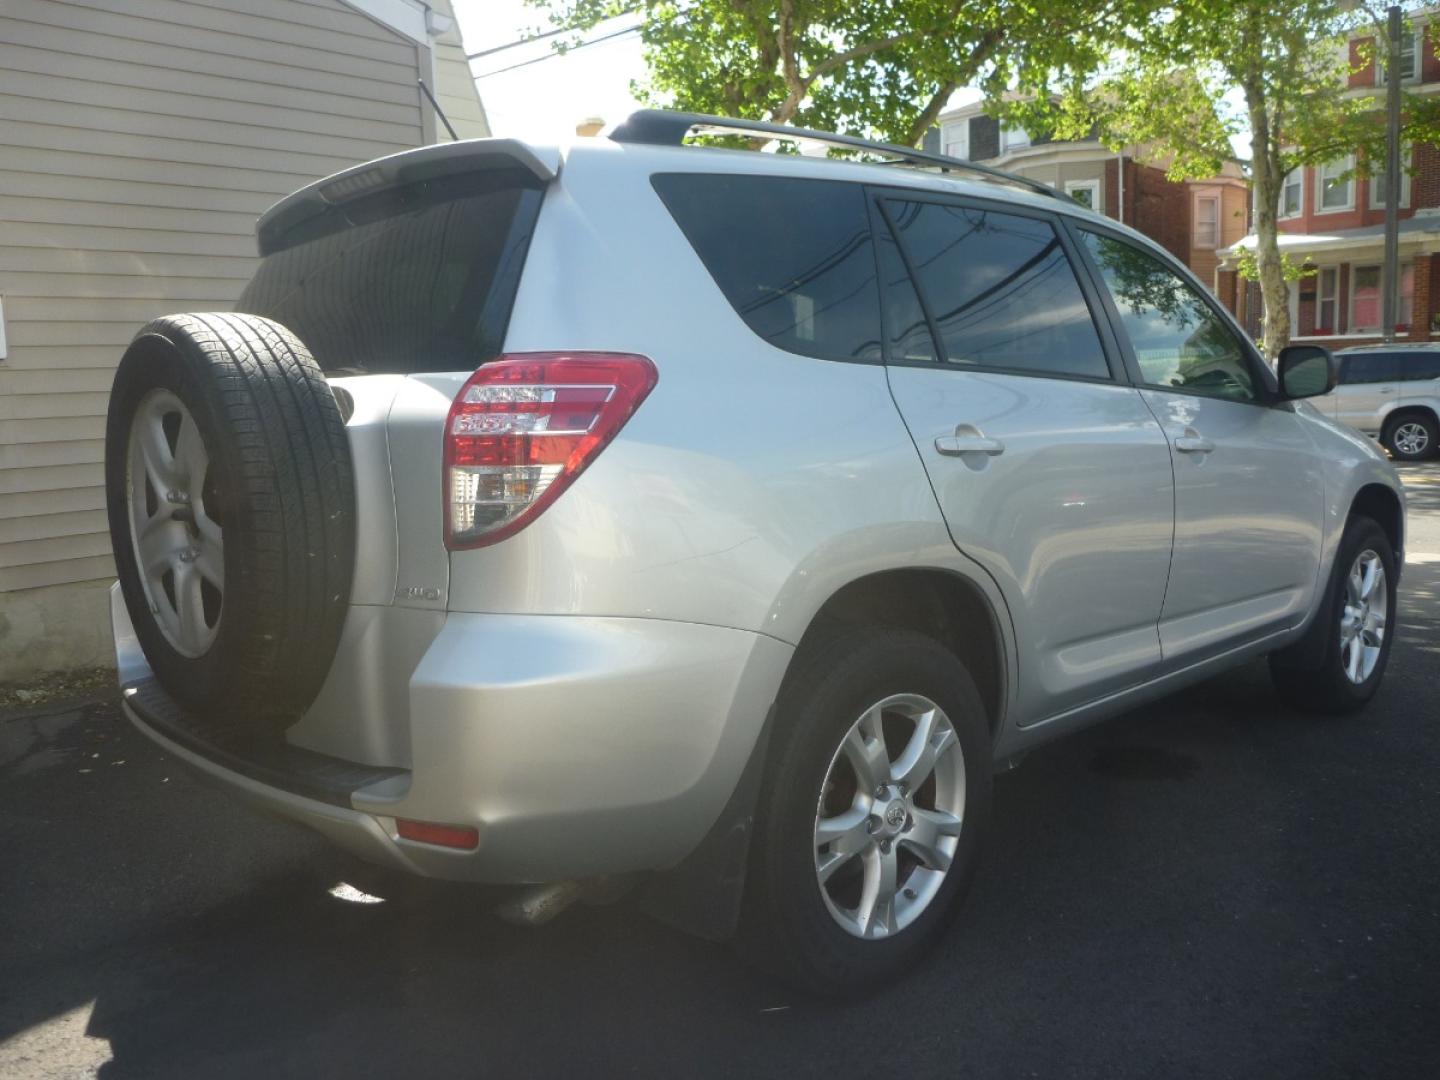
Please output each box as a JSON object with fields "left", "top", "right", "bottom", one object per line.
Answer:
{"left": 1378, "top": 387, "right": 1394, "bottom": 394}
{"left": 935, "top": 433, "right": 1005, "bottom": 457}
{"left": 1174, "top": 433, "right": 1215, "bottom": 454}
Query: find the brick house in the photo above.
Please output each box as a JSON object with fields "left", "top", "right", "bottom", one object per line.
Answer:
{"left": 1218, "top": 15, "right": 1440, "bottom": 345}
{"left": 932, "top": 102, "right": 1249, "bottom": 293}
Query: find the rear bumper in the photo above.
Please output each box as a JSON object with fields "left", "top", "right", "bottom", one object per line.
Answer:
{"left": 113, "top": 584, "right": 792, "bottom": 883}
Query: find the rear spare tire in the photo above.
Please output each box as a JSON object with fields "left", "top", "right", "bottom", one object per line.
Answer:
{"left": 105, "top": 313, "right": 354, "bottom": 735}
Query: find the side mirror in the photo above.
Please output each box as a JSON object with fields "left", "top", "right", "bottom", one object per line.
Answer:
{"left": 1277, "top": 344, "right": 1336, "bottom": 400}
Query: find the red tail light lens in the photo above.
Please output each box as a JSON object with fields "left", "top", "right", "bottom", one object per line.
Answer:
{"left": 444, "top": 352, "right": 658, "bottom": 550}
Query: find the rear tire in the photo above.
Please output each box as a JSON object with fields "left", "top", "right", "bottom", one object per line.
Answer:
{"left": 1382, "top": 412, "right": 1437, "bottom": 461}
{"left": 1270, "top": 515, "right": 1397, "bottom": 715}
{"left": 105, "top": 313, "right": 354, "bottom": 735}
{"left": 740, "top": 629, "right": 991, "bottom": 996}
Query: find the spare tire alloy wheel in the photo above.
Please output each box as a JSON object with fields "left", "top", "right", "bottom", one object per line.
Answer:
{"left": 126, "top": 389, "right": 225, "bottom": 658}
{"left": 814, "top": 694, "right": 965, "bottom": 939}
{"left": 106, "top": 313, "right": 355, "bottom": 734}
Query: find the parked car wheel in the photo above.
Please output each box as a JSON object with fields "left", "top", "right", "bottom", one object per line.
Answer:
{"left": 1270, "top": 515, "right": 1398, "bottom": 714}
{"left": 105, "top": 313, "right": 354, "bottom": 734}
{"left": 1382, "top": 412, "right": 1437, "bottom": 461}
{"left": 741, "top": 629, "right": 991, "bottom": 996}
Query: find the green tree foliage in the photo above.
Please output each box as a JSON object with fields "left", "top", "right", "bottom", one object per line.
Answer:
{"left": 527, "top": 0, "right": 1130, "bottom": 148}
{"left": 1002, "top": 0, "right": 1440, "bottom": 357}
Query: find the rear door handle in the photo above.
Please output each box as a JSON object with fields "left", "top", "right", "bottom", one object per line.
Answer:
{"left": 1378, "top": 387, "right": 1395, "bottom": 394}
{"left": 1174, "top": 431, "right": 1214, "bottom": 454}
{"left": 935, "top": 431, "right": 1005, "bottom": 457}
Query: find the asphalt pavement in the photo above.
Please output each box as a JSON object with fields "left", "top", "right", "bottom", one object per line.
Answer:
{"left": 2, "top": 464, "right": 1438, "bottom": 1079}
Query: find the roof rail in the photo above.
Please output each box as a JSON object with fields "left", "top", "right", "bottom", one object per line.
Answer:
{"left": 607, "top": 109, "right": 1068, "bottom": 203}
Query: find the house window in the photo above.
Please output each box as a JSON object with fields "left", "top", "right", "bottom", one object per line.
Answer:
{"left": 1194, "top": 194, "right": 1220, "bottom": 248}
{"left": 1368, "top": 145, "right": 1412, "bottom": 208}
{"left": 1350, "top": 262, "right": 1414, "bottom": 332}
{"left": 1316, "top": 157, "right": 1355, "bottom": 212}
{"left": 1377, "top": 27, "right": 1418, "bottom": 83}
{"left": 1316, "top": 267, "right": 1338, "bottom": 333}
{"left": 1002, "top": 124, "right": 1030, "bottom": 151}
{"left": 1065, "top": 179, "right": 1101, "bottom": 210}
{"left": 1280, "top": 169, "right": 1303, "bottom": 218}
{"left": 942, "top": 121, "right": 969, "bottom": 160}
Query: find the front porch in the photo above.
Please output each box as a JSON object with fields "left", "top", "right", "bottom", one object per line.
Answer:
{"left": 1216, "top": 216, "right": 1440, "bottom": 346}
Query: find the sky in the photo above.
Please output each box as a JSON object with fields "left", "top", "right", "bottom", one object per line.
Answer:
{"left": 452, "top": 0, "right": 979, "bottom": 142}
{"left": 455, "top": 0, "right": 649, "bottom": 141}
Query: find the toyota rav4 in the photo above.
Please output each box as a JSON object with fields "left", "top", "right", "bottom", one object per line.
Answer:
{"left": 105, "top": 111, "right": 1406, "bottom": 994}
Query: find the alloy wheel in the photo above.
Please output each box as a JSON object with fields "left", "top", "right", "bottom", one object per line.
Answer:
{"left": 1339, "top": 549, "right": 1387, "bottom": 685}
{"left": 1392, "top": 422, "right": 1429, "bottom": 458}
{"left": 813, "top": 693, "right": 966, "bottom": 939}
{"left": 126, "top": 389, "right": 225, "bottom": 658}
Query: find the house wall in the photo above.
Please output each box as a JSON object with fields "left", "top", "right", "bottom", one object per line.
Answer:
{"left": 0, "top": 0, "right": 487, "bottom": 681}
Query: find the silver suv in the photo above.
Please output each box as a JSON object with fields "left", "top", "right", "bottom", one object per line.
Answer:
{"left": 104, "top": 112, "right": 1405, "bottom": 994}
{"left": 1323, "top": 344, "right": 1440, "bottom": 461}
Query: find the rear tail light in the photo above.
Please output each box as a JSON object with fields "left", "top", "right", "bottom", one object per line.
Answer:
{"left": 444, "top": 352, "right": 658, "bottom": 550}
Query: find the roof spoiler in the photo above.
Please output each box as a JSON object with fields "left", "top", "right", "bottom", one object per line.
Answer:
{"left": 256, "top": 139, "right": 558, "bottom": 256}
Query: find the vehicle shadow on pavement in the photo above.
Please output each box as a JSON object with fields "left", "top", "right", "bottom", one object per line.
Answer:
{"left": 2, "top": 562, "right": 1438, "bottom": 1078}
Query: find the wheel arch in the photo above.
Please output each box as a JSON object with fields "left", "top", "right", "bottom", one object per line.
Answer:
{"left": 1350, "top": 482, "right": 1405, "bottom": 563}
{"left": 1381, "top": 404, "right": 1438, "bottom": 439}
{"left": 785, "top": 568, "right": 1008, "bottom": 738}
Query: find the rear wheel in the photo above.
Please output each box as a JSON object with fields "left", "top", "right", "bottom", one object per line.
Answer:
{"left": 741, "top": 630, "right": 990, "bottom": 995}
{"left": 1270, "top": 515, "right": 1397, "bottom": 714}
{"left": 1383, "top": 412, "right": 1437, "bottom": 461}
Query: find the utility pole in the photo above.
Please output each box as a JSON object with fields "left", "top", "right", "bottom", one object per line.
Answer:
{"left": 1382, "top": 4, "right": 1403, "bottom": 342}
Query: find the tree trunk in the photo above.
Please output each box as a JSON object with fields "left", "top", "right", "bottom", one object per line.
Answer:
{"left": 1246, "top": 101, "right": 1290, "bottom": 360}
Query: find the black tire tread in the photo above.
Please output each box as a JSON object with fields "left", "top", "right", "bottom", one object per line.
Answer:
{"left": 106, "top": 312, "right": 354, "bottom": 733}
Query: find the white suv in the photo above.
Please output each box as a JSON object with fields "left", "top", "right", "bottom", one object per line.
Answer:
{"left": 1322, "top": 344, "right": 1440, "bottom": 460}
{"left": 105, "top": 112, "right": 1405, "bottom": 994}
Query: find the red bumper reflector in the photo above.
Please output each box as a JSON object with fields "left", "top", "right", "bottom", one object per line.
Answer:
{"left": 396, "top": 819, "right": 480, "bottom": 850}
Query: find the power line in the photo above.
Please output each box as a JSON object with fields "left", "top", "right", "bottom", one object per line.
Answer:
{"left": 474, "top": 23, "right": 642, "bottom": 79}
{"left": 467, "top": 7, "right": 641, "bottom": 60}
{"left": 467, "top": 25, "right": 571, "bottom": 61}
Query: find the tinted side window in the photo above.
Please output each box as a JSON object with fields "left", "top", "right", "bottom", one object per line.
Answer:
{"left": 1081, "top": 231, "right": 1257, "bottom": 403}
{"left": 1398, "top": 353, "right": 1440, "bottom": 381}
{"left": 652, "top": 174, "right": 882, "bottom": 362}
{"left": 884, "top": 200, "right": 1110, "bottom": 379}
{"left": 1339, "top": 354, "right": 1401, "bottom": 384}
{"left": 874, "top": 210, "right": 939, "bottom": 364}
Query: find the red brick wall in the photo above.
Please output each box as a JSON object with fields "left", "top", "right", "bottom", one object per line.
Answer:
{"left": 1338, "top": 264, "right": 1351, "bottom": 335}
{"left": 1131, "top": 163, "right": 1190, "bottom": 266}
{"left": 1216, "top": 268, "right": 1238, "bottom": 315}
{"left": 1351, "top": 37, "right": 1376, "bottom": 87}
{"left": 1413, "top": 140, "right": 1440, "bottom": 210}
{"left": 1425, "top": 24, "right": 1440, "bottom": 83}
{"left": 1411, "top": 254, "right": 1439, "bottom": 340}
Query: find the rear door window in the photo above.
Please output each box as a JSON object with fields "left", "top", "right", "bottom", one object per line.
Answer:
{"left": 237, "top": 167, "right": 543, "bottom": 375}
{"left": 1339, "top": 353, "right": 1402, "bottom": 385}
{"left": 882, "top": 199, "right": 1111, "bottom": 379}
{"left": 651, "top": 174, "right": 883, "bottom": 362}
{"left": 1398, "top": 352, "right": 1440, "bottom": 381}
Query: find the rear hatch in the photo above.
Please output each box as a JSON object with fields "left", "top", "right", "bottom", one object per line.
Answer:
{"left": 231, "top": 141, "right": 552, "bottom": 764}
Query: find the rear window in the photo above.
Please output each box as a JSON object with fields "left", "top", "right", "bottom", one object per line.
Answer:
{"left": 651, "top": 173, "right": 883, "bottom": 362}
{"left": 1398, "top": 351, "right": 1440, "bottom": 381}
{"left": 237, "top": 168, "right": 543, "bottom": 375}
{"left": 1338, "top": 353, "right": 1401, "bottom": 385}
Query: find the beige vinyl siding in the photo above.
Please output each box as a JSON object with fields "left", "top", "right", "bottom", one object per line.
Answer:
{"left": 0, "top": 0, "right": 431, "bottom": 595}
{"left": 430, "top": 0, "right": 491, "bottom": 139}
